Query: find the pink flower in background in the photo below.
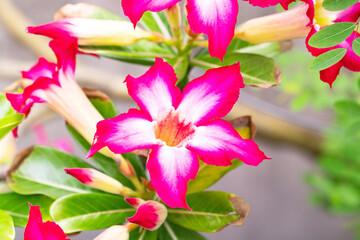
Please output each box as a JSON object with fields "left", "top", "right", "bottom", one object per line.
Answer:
{"left": 34, "top": 124, "right": 73, "bottom": 153}
{"left": 87, "top": 58, "right": 269, "bottom": 209}
{"left": 6, "top": 38, "right": 103, "bottom": 143}
{"left": 125, "top": 198, "right": 167, "bottom": 230}
{"left": 121, "top": 0, "right": 238, "bottom": 60}
{"left": 25, "top": 204, "right": 69, "bottom": 240}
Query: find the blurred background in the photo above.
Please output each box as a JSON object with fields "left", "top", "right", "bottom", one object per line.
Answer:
{"left": 1, "top": 0, "right": 359, "bottom": 239}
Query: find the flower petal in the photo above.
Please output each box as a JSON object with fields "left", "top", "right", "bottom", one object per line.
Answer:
{"left": 87, "top": 108, "right": 157, "bottom": 158}
{"left": 147, "top": 145, "right": 199, "bottom": 209}
{"left": 125, "top": 58, "right": 181, "bottom": 121}
{"left": 22, "top": 57, "right": 57, "bottom": 81}
{"left": 121, "top": 0, "right": 181, "bottom": 27}
{"left": 27, "top": 19, "right": 75, "bottom": 40}
{"left": 25, "top": 204, "right": 69, "bottom": 240}
{"left": 186, "top": 0, "right": 238, "bottom": 60}
{"left": 127, "top": 200, "right": 167, "bottom": 230}
{"left": 186, "top": 119, "right": 270, "bottom": 166}
{"left": 177, "top": 63, "right": 243, "bottom": 126}
{"left": 335, "top": 3, "right": 360, "bottom": 23}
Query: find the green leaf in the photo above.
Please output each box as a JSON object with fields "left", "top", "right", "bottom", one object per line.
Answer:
{"left": 309, "top": 48, "right": 346, "bottom": 71}
{"left": 167, "top": 55, "right": 190, "bottom": 82}
{"left": 187, "top": 160, "right": 242, "bottom": 194}
{"left": 353, "top": 37, "right": 360, "bottom": 57}
{"left": 0, "top": 210, "right": 14, "bottom": 240}
{"left": 323, "top": 0, "right": 359, "bottom": 11}
{"left": 308, "top": 22, "right": 356, "bottom": 48}
{"left": 7, "top": 146, "right": 100, "bottom": 199}
{"left": 82, "top": 40, "right": 175, "bottom": 66}
{"left": 334, "top": 100, "right": 360, "bottom": 117}
{"left": 140, "top": 11, "right": 171, "bottom": 36}
{"left": 158, "top": 222, "right": 206, "bottom": 240}
{"left": 167, "top": 191, "right": 249, "bottom": 233}
{"left": 0, "top": 192, "right": 53, "bottom": 227}
{"left": 50, "top": 193, "right": 135, "bottom": 233}
{"left": 191, "top": 53, "right": 280, "bottom": 88}
{"left": 0, "top": 93, "right": 25, "bottom": 140}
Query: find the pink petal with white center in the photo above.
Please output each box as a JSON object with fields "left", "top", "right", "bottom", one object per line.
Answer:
{"left": 25, "top": 204, "right": 69, "bottom": 240}
{"left": 177, "top": 63, "right": 243, "bottom": 126}
{"left": 186, "top": 0, "right": 238, "bottom": 60}
{"left": 335, "top": 3, "right": 360, "bottom": 23}
{"left": 27, "top": 19, "right": 75, "bottom": 40}
{"left": 186, "top": 119, "right": 270, "bottom": 167}
{"left": 127, "top": 200, "right": 167, "bottom": 230}
{"left": 147, "top": 145, "right": 199, "bottom": 209}
{"left": 87, "top": 108, "right": 157, "bottom": 158}
{"left": 22, "top": 57, "right": 56, "bottom": 81}
{"left": 121, "top": 0, "right": 181, "bottom": 27}
{"left": 125, "top": 58, "right": 181, "bottom": 121}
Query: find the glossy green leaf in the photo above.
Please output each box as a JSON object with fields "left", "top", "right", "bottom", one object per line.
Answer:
{"left": 0, "top": 93, "right": 25, "bottom": 140}
{"left": 158, "top": 221, "right": 206, "bottom": 240}
{"left": 309, "top": 48, "right": 346, "bottom": 71}
{"left": 352, "top": 37, "right": 360, "bottom": 57}
{"left": 167, "top": 191, "right": 248, "bottom": 233}
{"left": 191, "top": 53, "right": 280, "bottom": 88}
{"left": 323, "top": 0, "right": 359, "bottom": 11}
{"left": 82, "top": 40, "right": 175, "bottom": 66}
{"left": 308, "top": 22, "right": 355, "bottom": 48}
{"left": 0, "top": 210, "right": 14, "bottom": 240}
{"left": 7, "top": 146, "right": 100, "bottom": 199}
{"left": 50, "top": 193, "right": 135, "bottom": 233}
{"left": 188, "top": 160, "right": 242, "bottom": 194}
{"left": 0, "top": 192, "right": 53, "bottom": 227}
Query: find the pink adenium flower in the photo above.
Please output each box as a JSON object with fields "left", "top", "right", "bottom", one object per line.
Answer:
{"left": 87, "top": 58, "right": 269, "bottom": 209}
{"left": 125, "top": 198, "right": 167, "bottom": 230}
{"left": 6, "top": 38, "right": 104, "bottom": 144}
{"left": 25, "top": 204, "right": 69, "bottom": 240}
{"left": 121, "top": 0, "right": 239, "bottom": 60}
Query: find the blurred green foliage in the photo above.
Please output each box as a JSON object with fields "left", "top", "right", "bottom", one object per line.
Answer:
{"left": 277, "top": 48, "right": 360, "bottom": 238}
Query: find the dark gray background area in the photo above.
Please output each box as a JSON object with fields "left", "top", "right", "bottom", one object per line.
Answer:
{"left": 0, "top": 0, "right": 354, "bottom": 239}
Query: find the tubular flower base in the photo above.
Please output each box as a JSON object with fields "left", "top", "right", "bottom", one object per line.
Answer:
{"left": 94, "top": 225, "right": 131, "bottom": 240}
{"left": 28, "top": 18, "right": 163, "bottom": 47}
{"left": 5, "top": 38, "right": 104, "bottom": 144}
{"left": 87, "top": 58, "right": 269, "bottom": 209}
{"left": 24, "top": 204, "right": 69, "bottom": 240}
{"left": 125, "top": 198, "right": 168, "bottom": 231}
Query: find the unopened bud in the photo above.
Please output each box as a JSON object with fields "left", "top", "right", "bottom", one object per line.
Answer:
{"left": 94, "top": 225, "right": 129, "bottom": 240}
{"left": 235, "top": 4, "right": 311, "bottom": 44}
{"left": 126, "top": 199, "right": 167, "bottom": 231}
{"left": 65, "top": 168, "right": 135, "bottom": 196}
{"left": 0, "top": 134, "right": 16, "bottom": 165}
{"left": 165, "top": 4, "right": 181, "bottom": 35}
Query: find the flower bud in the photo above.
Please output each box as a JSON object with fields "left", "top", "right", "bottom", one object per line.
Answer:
{"left": 65, "top": 168, "right": 135, "bottom": 196}
{"left": 0, "top": 134, "right": 16, "bottom": 165}
{"left": 54, "top": 3, "right": 98, "bottom": 20}
{"left": 125, "top": 198, "right": 167, "bottom": 231}
{"left": 28, "top": 18, "right": 164, "bottom": 47}
{"left": 235, "top": 3, "right": 311, "bottom": 44}
{"left": 94, "top": 225, "right": 129, "bottom": 240}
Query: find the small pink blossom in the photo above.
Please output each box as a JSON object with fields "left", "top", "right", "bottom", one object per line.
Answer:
{"left": 87, "top": 58, "right": 269, "bottom": 209}
{"left": 125, "top": 198, "right": 167, "bottom": 231}
{"left": 24, "top": 204, "right": 69, "bottom": 240}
